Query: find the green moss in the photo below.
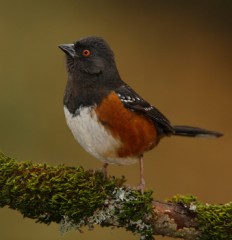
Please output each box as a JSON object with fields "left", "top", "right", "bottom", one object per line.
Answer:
{"left": 0, "top": 152, "right": 155, "bottom": 239}
{"left": 197, "top": 202, "right": 232, "bottom": 240}
{"left": 170, "top": 195, "right": 232, "bottom": 240}
{"left": 116, "top": 189, "right": 155, "bottom": 240}
{"left": 3, "top": 151, "right": 232, "bottom": 240}
{"left": 170, "top": 194, "right": 198, "bottom": 205}
{"left": 0, "top": 151, "right": 124, "bottom": 224}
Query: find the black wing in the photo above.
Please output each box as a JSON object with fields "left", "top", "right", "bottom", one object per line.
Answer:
{"left": 115, "top": 84, "right": 174, "bottom": 135}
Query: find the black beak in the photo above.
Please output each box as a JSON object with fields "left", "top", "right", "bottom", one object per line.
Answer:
{"left": 58, "top": 44, "right": 75, "bottom": 58}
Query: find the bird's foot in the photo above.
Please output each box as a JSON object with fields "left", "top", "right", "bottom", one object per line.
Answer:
{"left": 137, "top": 179, "right": 145, "bottom": 194}
{"left": 102, "top": 163, "right": 108, "bottom": 180}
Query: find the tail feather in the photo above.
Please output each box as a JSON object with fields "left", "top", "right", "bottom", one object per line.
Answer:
{"left": 173, "top": 125, "right": 223, "bottom": 138}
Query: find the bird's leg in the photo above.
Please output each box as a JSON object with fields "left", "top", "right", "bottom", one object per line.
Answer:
{"left": 138, "top": 155, "right": 145, "bottom": 194}
{"left": 102, "top": 163, "right": 108, "bottom": 180}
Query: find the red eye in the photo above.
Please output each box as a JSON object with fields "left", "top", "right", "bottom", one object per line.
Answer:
{"left": 82, "top": 49, "right": 91, "bottom": 57}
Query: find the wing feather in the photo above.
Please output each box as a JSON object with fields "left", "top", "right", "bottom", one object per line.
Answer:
{"left": 115, "top": 85, "right": 174, "bottom": 135}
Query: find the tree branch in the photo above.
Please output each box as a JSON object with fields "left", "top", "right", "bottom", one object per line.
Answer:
{"left": 0, "top": 151, "right": 231, "bottom": 240}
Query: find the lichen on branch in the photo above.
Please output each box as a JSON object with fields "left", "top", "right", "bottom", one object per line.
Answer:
{"left": 0, "top": 152, "right": 154, "bottom": 239}
{"left": 1, "top": 151, "right": 232, "bottom": 240}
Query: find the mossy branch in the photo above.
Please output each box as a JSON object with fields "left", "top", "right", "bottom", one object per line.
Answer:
{"left": 0, "top": 152, "right": 232, "bottom": 240}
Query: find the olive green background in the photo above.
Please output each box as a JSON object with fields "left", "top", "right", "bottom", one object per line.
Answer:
{"left": 0, "top": 1, "right": 231, "bottom": 240}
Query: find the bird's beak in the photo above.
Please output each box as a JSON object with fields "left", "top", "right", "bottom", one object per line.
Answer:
{"left": 58, "top": 44, "right": 75, "bottom": 58}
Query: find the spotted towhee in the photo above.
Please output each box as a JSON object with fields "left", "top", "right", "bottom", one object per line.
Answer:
{"left": 59, "top": 36, "right": 222, "bottom": 192}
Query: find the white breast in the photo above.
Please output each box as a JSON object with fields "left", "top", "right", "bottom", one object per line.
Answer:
{"left": 64, "top": 106, "right": 138, "bottom": 165}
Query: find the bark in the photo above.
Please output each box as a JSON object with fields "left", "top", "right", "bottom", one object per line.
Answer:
{"left": 0, "top": 152, "right": 231, "bottom": 240}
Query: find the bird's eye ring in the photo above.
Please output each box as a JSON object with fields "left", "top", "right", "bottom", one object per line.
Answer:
{"left": 82, "top": 49, "right": 91, "bottom": 57}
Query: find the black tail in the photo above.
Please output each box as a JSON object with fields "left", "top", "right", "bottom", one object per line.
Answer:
{"left": 173, "top": 125, "right": 223, "bottom": 138}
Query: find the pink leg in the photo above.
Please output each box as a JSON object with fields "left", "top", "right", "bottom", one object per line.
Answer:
{"left": 102, "top": 163, "right": 108, "bottom": 179}
{"left": 138, "top": 155, "right": 145, "bottom": 194}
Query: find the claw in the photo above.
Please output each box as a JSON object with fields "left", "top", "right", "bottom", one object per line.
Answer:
{"left": 102, "top": 163, "right": 108, "bottom": 180}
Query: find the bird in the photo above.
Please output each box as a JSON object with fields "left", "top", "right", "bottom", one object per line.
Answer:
{"left": 58, "top": 36, "right": 223, "bottom": 193}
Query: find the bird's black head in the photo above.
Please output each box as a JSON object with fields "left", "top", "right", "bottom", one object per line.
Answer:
{"left": 59, "top": 36, "right": 115, "bottom": 74}
{"left": 59, "top": 36, "right": 123, "bottom": 113}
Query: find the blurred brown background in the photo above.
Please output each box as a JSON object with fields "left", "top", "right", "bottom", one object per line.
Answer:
{"left": 0, "top": 1, "right": 231, "bottom": 240}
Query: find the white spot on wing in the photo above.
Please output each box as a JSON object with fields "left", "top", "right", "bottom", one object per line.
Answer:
{"left": 144, "top": 106, "right": 153, "bottom": 111}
